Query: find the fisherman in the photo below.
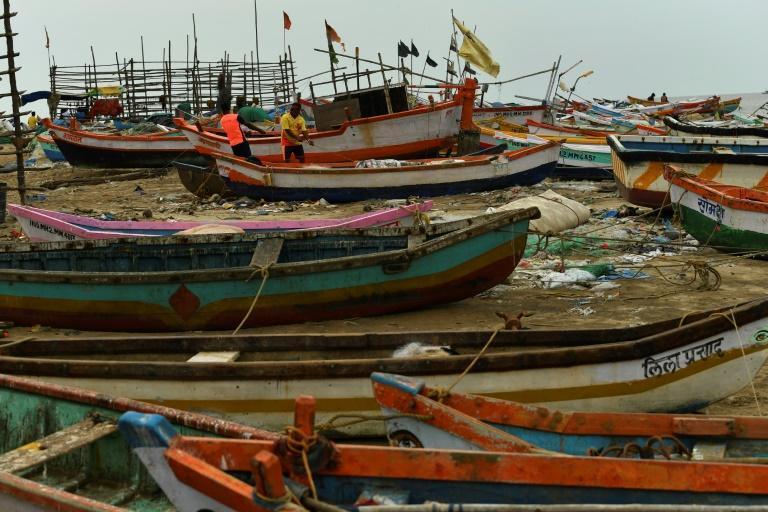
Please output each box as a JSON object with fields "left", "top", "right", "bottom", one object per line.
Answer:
{"left": 238, "top": 97, "right": 270, "bottom": 124}
{"left": 660, "top": 92, "right": 669, "bottom": 103}
{"left": 647, "top": 93, "right": 656, "bottom": 102}
{"left": 220, "top": 103, "right": 266, "bottom": 160}
{"left": 280, "top": 102, "right": 314, "bottom": 163}
{"left": 27, "top": 111, "right": 39, "bottom": 129}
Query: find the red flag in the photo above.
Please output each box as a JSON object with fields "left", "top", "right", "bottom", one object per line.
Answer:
{"left": 44, "top": 26, "right": 50, "bottom": 49}
{"left": 283, "top": 11, "right": 291, "bottom": 31}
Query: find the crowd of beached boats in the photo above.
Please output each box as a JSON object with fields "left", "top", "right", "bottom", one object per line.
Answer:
{"left": 6, "top": 76, "right": 768, "bottom": 510}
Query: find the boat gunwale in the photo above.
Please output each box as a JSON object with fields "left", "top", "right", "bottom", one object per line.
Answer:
{"left": 1, "top": 297, "right": 766, "bottom": 380}
{"left": 0, "top": 208, "right": 537, "bottom": 284}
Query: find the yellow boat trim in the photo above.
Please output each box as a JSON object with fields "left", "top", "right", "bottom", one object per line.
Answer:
{"left": 145, "top": 344, "right": 766, "bottom": 414}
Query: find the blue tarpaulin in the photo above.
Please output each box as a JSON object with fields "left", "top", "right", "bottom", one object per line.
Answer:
{"left": 21, "top": 91, "right": 88, "bottom": 105}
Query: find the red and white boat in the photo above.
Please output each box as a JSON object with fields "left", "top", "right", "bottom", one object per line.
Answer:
{"left": 176, "top": 80, "right": 481, "bottom": 163}
{"left": 41, "top": 119, "right": 208, "bottom": 168}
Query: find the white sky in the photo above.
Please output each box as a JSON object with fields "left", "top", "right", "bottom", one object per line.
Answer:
{"left": 11, "top": 0, "right": 768, "bottom": 115}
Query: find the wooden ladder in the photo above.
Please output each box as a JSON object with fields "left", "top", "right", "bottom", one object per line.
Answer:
{"left": 0, "top": 416, "right": 118, "bottom": 474}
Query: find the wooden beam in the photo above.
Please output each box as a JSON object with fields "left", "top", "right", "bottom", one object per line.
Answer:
{"left": 0, "top": 418, "right": 117, "bottom": 474}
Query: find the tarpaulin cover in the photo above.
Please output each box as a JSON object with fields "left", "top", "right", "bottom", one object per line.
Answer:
{"left": 21, "top": 91, "right": 88, "bottom": 105}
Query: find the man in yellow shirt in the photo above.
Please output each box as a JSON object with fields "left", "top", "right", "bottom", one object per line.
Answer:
{"left": 27, "top": 111, "right": 39, "bottom": 129}
{"left": 280, "top": 103, "right": 313, "bottom": 163}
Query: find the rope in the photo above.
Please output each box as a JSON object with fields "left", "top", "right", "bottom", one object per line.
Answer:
{"left": 283, "top": 426, "right": 319, "bottom": 499}
{"left": 709, "top": 309, "right": 763, "bottom": 416}
{"left": 231, "top": 265, "right": 271, "bottom": 336}
{"left": 315, "top": 413, "right": 433, "bottom": 432}
{"left": 430, "top": 328, "right": 502, "bottom": 401}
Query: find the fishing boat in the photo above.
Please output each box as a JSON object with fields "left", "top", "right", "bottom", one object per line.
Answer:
{"left": 7, "top": 201, "right": 433, "bottom": 242}
{"left": 0, "top": 373, "right": 275, "bottom": 511}
{"left": 176, "top": 79, "right": 479, "bottom": 163}
{"left": 120, "top": 395, "right": 768, "bottom": 510}
{"left": 36, "top": 132, "right": 65, "bottom": 162}
{"left": 665, "top": 164, "right": 768, "bottom": 251}
{"left": 3, "top": 298, "right": 768, "bottom": 435}
{"left": 664, "top": 116, "right": 768, "bottom": 138}
{"left": 173, "top": 159, "right": 231, "bottom": 197}
{"left": 473, "top": 103, "right": 546, "bottom": 126}
{"left": 479, "top": 129, "right": 612, "bottom": 180}
{"left": 0, "top": 209, "right": 535, "bottom": 331}
{"left": 41, "top": 118, "right": 208, "bottom": 168}
{"left": 608, "top": 134, "right": 768, "bottom": 208}
{"left": 526, "top": 119, "right": 614, "bottom": 138}
{"left": 373, "top": 371, "right": 768, "bottom": 458}
{"left": 204, "top": 143, "right": 559, "bottom": 202}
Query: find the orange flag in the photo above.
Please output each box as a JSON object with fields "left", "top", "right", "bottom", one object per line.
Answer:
{"left": 283, "top": 11, "right": 291, "bottom": 31}
{"left": 325, "top": 20, "right": 345, "bottom": 51}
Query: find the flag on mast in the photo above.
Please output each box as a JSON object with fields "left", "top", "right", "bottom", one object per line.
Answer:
{"left": 425, "top": 53, "right": 438, "bottom": 68}
{"left": 397, "top": 41, "right": 410, "bottom": 58}
{"left": 44, "top": 26, "right": 50, "bottom": 48}
{"left": 283, "top": 12, "right": 291, "bottom": 30}
{"left": 409, "top": 41, "right": 419, "bottom": 57}
{"left": 452, "top": 16, "right": 500, "bottom": 77}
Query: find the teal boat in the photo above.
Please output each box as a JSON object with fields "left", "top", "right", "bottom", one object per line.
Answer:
{"left": 0, "top": 373, "right": 275, "bottom": 511}
{"left": 481, "top": 130, "right": 612, "bottom": 179}
{"left": 0, "top": 209, "right": 536, "bottom": 331}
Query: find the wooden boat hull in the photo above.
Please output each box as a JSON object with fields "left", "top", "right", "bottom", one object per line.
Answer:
{"left": 36, "top": 133, "right": 65, "bottom": 162}
{"left": 7, "top": 201, "right": 433, "bottom": 241}
{"left": 480, "top": 130, "right": 612, "bottom": 179}
{"left": 473, "top": 104, "right": 546, "bottom": 125}
{"left": 209, "top": 144, "right": 559, "bottom": 202}
{"left": 178, "top": 95, "right": 466, "bottom": 163}
{"left": 526, "top": 119, "right": 614, "bottom": 138}
{"left": 120, "top": 401, "right": 768, "bottom": 510}
{"left": 609, "top": 134, "right": 768, "bottom": 208}
{"left": 0, "top": 210, "right": 532, "bottom": 331}
{"left": 5, "top": 298, "right": 768, "bottom": 436}
{"left": 374, "top": 371, "right": 768, "bottom": 458}
{"left": 666, "top": 167, "right": 768, "bottom": 250}
{"left": 173, "top": 160, "right": 230, "bottom": 197}
{"left": 42, "top": 119, "right": 208, "bottom": 168}
{"left": 664, "top": 116, "right": 768, "bottom": 138}
{"left": 0, "top": 374, "right": 273, "bottom": 511}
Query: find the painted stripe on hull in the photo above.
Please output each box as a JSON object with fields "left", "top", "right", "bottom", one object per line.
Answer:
{"left": 21, "top": 333, "right": 768, "bottom": 436}
{"left": 676, "top": 204, "right": 768, "bottom": 251}
{"left": 221, "top": 161, "right": 557, "bottom": 202}
{"left": 0, "top": 231, "right": 527, "bottom": 331}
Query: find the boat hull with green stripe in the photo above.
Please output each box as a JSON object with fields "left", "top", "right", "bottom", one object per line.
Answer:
{"left": 0, "top": 209, "right": 535, "bottom": 331}
{"left": 0, "top": 373, "right": 275, "bottom": 511}
{"left": 480, "top": 129, "right": 612, "bottom": 179}
{"left": 666, "top": 165, "right": 768, "bottom": 251}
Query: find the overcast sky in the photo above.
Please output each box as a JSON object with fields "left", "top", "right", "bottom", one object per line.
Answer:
{"left": 10, "top": 0, "right": 768, "bottom": 115}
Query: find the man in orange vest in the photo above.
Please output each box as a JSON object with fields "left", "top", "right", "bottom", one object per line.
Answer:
{"left": 280, "top": 102, "right": 313, "bottom": 163}
{"left": 220, "top": 103, "right": 266, "bottom": 159}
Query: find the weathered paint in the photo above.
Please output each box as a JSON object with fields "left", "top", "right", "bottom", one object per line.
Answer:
{"left": 8, "top": 201, "right": 433, "bottom": 242}
{"left": 211, "top": 143, "right": 559, "bottom": 202}
{"left": 6, "top": 299, "right": 768, "bottom": 436}
{"left": 0, "top": 212, "right": 532, "bottom": 330}
{"left": 373, "top": 372, "right": 768, "bottom": 458}
{"left": 0, "top": 374, "right": 275, "bottom": 511}
{"left": 667, "top": 167, "right": 768, "bottom": 250}
{"left": 123, "top": 413, "right": 768, "bottom": 510}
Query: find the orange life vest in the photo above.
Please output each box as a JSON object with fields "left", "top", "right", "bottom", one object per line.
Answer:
{"left": 221, "top": 113, "right": 245, "bottom": 146}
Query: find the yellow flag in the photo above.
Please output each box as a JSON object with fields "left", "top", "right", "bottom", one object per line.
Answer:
{"left": 452, "top": 17, "right": 500, "bottom": 78}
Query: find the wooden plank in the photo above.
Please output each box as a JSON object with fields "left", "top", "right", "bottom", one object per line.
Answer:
{"left": 0, "top": 418, "right": 117, "bottom": 473}
{"left": 187, "top": 351, "right": 241, "bottom": 363}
